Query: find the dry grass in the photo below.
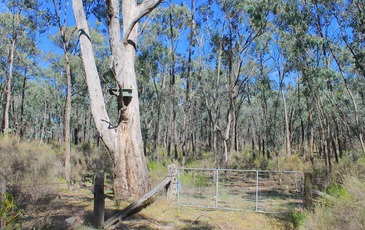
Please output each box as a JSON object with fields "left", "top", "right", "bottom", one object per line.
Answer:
{"left": 18, "top": 174, "right": 293, "bottom": 229}
{"left": 126, "top": 197, "right": 288, "bottom": 230}
{"left": 0, "top": 137, "right": 63, "bottom": 205}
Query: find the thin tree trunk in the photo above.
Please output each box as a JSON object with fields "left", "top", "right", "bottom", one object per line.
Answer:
{"left": 152, "top": 73, "right": 164, "bottom": 158}
{"left": 282, "top": 90, "right": 291, "bottom": 156}
{"left": 3, "top": 39, "right": 16, "bottom": 134}
{"left": 64, "top": 53, "right": 72, "bottom": 184}
{"left": 52, "top": 0, "right": 73, "bottom": 185}
{"left": 326, "top": 121, "right": 332, "bottom": 174}
{"left": 336, "top": 124, "right": 343, "bottom": 159}
{"left": 40, "top": 97, "right": 47, "bottom": 144}
{"left": 181, "top": 0, "right": 195, "bottom": 157}
{"left": 20, "top": 70, "right": 27, "bottom": 139}
{"left": 168, "top": 0, "right": 178, "bottom": 160}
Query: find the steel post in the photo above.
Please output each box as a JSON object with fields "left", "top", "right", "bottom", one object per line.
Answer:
{"left": 255, "top": 170, "right": 259, "bottom": 212}
{"left": 215, "top": 169, "right": 219, "bottom": 208}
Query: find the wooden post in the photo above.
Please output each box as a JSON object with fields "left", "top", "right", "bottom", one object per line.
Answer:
{"left": 166, "top": 164, "right": 178, "bottom": 200}
{"left": 104, "top": 174, "right": 176, "bottom": 229}
{"left": 94, "top": 171, "right": 104, "bottom": 228}
{"left": 304, "top": 172, "right": 312, "bottom": 210}
{"left": 1, "top": 177, "right": 6, "bottom": 228}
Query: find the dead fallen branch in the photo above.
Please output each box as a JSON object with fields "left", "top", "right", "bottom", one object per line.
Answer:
{"left": 103, "top": 176, "right": 174, "bottom": 229}
{"left": 313, "top": 190, "right": 334, "bottom": 201}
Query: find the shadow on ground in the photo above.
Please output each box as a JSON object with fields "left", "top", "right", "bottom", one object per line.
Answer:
{"left": 107, "top": 213, "right": 216, "bottom": 230}
{"left": 21, "top": 188, "right": 94, "bottom": 229}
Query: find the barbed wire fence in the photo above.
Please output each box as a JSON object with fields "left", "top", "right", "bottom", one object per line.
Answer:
{"left": 177, "top": 168, "right": 304, "bottom": 213}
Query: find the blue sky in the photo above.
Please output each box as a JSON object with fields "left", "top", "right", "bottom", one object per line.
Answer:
{"left": 35, "top": 0, "right": 196, "bottom": 67}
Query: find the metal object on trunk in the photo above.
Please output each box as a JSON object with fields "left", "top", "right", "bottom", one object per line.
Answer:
{"left": 122, "top": 88, "right": 132, "bottom": 98}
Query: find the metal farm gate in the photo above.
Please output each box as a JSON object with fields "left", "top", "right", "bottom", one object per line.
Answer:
{"left": 177, "top": 168, "right": 304, "bottom": 213}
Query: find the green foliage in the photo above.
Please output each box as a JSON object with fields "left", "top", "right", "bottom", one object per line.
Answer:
{"left": 193, "top": 175, "right": 209, "bottom": 187}
{"left": 325, "top": 183, "right": 349, "bottom": 199}
{"left": 148, "top": 161, "right": 158, "bottom": 171}
{"left": 278, "top": 154, "right": 309, "bottom": 172}
{"left": 285, "top": 210, "right": 306, "bottom": 229}
{"left": 147, "top": 158, "right": 179, "bottom": 186}
{"left": 179, "top": 170, "right": 191, "bottom": 185}
{"left": 0, "top": 194, "right": 22, "bottom": 228}
{"left": 230, "top": 150, "right": 279, "bottom": 170}
{"left": 184, "top": 152, "right": 215, "bottom": 169}
{"left": 180, "top": 171, "right": 209, "bottom": 188}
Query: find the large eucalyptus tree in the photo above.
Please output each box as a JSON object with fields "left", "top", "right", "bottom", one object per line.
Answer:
{"left": 72, "top": 0, "right": 162, "bottom": 199}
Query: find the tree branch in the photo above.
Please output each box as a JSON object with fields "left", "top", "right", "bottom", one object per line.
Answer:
{"left": 123, "top": 0, "right": 163, "bottom": 44}
{"left": 72, "top": 0, "right": 118, "bottom": 153}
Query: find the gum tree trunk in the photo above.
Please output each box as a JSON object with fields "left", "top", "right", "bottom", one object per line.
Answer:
{"left": 3, "top": 39, "right": 16, "bottom": 134}
{"left": 73, "top": 0, "right": 162, "bottom": 199}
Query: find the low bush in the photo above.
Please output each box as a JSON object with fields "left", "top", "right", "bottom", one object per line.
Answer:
{"left": 0, "top": 137, "right": 62, "bottom": 203}
{"left": 285, "top": 209, "right": 306, "bottom": 229}
{"left": 303, "top": 156, "right": 365, "bottom": 230}
{"left": 72, "top": 142, "right": 112, "bottom": 185}
{"left": 0, "top": 194, "right": 22, "bottom": 228}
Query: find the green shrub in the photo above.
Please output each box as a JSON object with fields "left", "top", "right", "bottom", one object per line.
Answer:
{"left": 148, "top": 161, "right": 158, "bottom": 171}
{"left": 180, "top": 171, "right": 194, "bottom": 186}
{"left": 325, "top": 183, "right": 349, "bottom": 199}
{"left": 286, "top": 210, "right": 306, "bottom": 229}
{"left": 179, "top": 171, "right": 210, "bottom": 188}
{"left": 0, "top": 194, "right": 22, "bottom": 228}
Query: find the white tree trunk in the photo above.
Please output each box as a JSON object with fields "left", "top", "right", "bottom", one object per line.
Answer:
{"left": 3, "top": 39, "right": 16, "bottom": 135}
{"left": 73, "top": 0, "right": 162, "bottom": 199}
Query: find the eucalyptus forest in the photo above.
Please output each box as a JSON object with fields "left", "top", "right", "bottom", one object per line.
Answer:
{"left": 1, "top": 0, "right": 365, "bottom": 229}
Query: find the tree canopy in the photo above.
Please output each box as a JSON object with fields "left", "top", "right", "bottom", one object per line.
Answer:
{"left": 0, "top": 0, "right": 364, "bottom": 180}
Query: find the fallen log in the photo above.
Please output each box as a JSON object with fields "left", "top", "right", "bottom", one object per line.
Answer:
{"left": 103, "top": 164, "right": 178, "bottom": 229}
{"left": 313, "top": 190, "right": 334, "bottom": 200}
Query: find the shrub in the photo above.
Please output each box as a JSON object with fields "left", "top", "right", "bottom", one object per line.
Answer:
{"left": 325, "top": 182, "right": 349, "bottom": 199}
{"left": 285, "top": 210, "right": 306, "bottom": 229}
{"left": 71, "top": 142, "right": 112, "bottom": 185}
{"left": 0, "top": 137, "right": 62, "bottom": 204}
{"left": 0, "top": 194, "right": 22, "bottom": 228}
{"left": 303, "top": 156, "right": 365, "bottom": 230}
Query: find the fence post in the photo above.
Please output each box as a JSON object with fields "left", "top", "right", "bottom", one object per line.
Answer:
{"left": 255, "top": 170, "right": 259, "bottom": 212}
{"left": 1, "top": 177, "right": 6, "bottom": 228}
{"left": 94, "top": 171, "right": 104, "bottom": 228}
{"left": 304, "top": 173, "right": 312, "bottom": 209}
{"left": 166, "top": 164, "right": 178, "bottom": 200}
{"left": 215, "top": 169, "right": 219, "bottom": 208}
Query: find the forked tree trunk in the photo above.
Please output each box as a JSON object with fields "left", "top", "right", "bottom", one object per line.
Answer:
{"left": 73, "top": 0, "right": 162, "bottom": 199}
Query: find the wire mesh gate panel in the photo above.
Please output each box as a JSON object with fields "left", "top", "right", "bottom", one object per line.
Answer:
{"left": 177, "top": 168, "right": 304, "bottom": 213}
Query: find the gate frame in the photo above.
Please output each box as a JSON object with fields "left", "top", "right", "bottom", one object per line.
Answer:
{"left": 177, "top": 168, "right": 305, "bottom": 213}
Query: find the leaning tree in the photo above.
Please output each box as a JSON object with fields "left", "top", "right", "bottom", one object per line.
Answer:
{"left": 72, "top": 0, "right": 162, "bottom": 199}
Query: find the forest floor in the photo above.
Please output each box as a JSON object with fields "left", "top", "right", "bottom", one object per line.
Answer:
{"left": 20, "top": 182, "right": 292, "bottom": 229}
